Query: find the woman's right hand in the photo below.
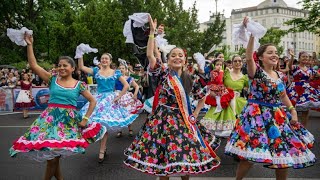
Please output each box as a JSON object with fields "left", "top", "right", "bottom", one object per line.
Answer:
{"left": 24, "top": 33, "right": 33, "bottom": 45}
{"left": 243, "top": 16, "right": 249, "bottom": 28}
{"left": 148, "top": 15, "right": 157, "bottom": 33}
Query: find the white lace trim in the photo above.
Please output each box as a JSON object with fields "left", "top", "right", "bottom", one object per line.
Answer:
{"left": 126, "top": 155, "right": 218, "bottom": 170}
{"left": 200, "top": 118, "right": 235, "bottom": 131}
{"left": 16, "top": 136, "right": 87, "bottom": 145}
{"left": 225, "top": 142, "right": 316, "bottom": 165}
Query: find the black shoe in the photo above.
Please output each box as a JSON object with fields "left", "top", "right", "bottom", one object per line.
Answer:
{"left": 129, "top": 130, "right": 133, "bottom": 137}
{"left": 116, "top": 132, "right": 122, "bottom": 138}
{"left": 98, "top": 149, "right": 107, "bottom": 163}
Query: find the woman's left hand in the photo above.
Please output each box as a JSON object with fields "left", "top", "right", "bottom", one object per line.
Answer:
{"left": 290, "top": 109, "right": 298, "bottom": 124}
{"left": 113, "top": 96, "right": 120, "bottom": 103}
{"left": 79, "top": 119, "right": 87, "bottom": 128}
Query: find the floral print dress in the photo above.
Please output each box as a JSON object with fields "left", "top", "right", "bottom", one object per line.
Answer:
{"left": 9, "top": 75, "right": 106, "bottom": 162}
{"left": 287, "top": 65, "right": 320, "bottom": 111}
{"left": 225, "top": 65, "right": 316, "bottom": 169}
{"left": 124, "top": 64, "right": 221, "bottom": 176}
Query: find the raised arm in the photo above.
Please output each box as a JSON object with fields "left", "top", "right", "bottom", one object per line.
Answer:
{"left": 147, "top": 15, "right": 157, "bottom": 69}
{"left": 25, "top": 34, "right": 51, "bottom": 83}
{"left": 246, "top": 34, "right": 257, "bottom": 78}
{"left": 78, "top": 57, "right": 93, "bottom": 75}
{"left": 288, "top": 49, "right": 295, "bottom": 71}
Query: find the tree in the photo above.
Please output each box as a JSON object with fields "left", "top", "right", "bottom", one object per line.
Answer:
{"left": 201, "top": 13, "right": 226, "bottom": 54}
{"left": 260, "top": 27, "right": 287, "bottom": 55}
{"left": 286, "top": 0, "right": 320, "bottom": 35}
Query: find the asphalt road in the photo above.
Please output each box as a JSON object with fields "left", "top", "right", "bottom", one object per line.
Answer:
{"left": 0, "top": 111, "right": 319, "bottom": 180}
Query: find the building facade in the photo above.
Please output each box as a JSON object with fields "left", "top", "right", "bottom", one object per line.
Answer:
{"left": 200, "top": 0, "right": 319, "bottom": 56}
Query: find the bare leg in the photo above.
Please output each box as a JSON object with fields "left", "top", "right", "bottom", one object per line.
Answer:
{"left": 275, "top": 169, "right": 288, "bottom": 180}
{"left": 128, "top": 125, "right": 133, "bottom": 136}
{"left": 128, "top": 125, "right": 132, "bottom": 131}
{"left": 99, "top": 133, "right": 108, "bottom": 161}
{"left": 159, "top": 177, "right": 169, "bottom": 180}
{"left": 44, "top": 157, "right": 59, "bottom": 180}
{"left": 54, "top": 157, "right": 63, "bottom": 180}
{"left": 181, "top": 175, "right": 189, "bottom": 180}
{"left": 236, "top": 160, "right": 253, "bottom": 180}
{"left": 23, "top": 109, "right": 26, "bottom": 118}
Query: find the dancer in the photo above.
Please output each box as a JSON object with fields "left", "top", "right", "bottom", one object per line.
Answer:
{"left": 124, "top": 16, "right": 221, "bottom": 180}
{"left": 201, "top": 55, "right": 248, "bottom": 137}
{"left": 287, "top": 50, "right": 320, "bottom": 126}
{"left": 15, "top": 73, "right": 36, "bottom": 118}
{"left": 78, "top": 53, "right": 138, "bottom": 163}
{"left": 225, "top": 17, "right": 316, "bottom": 180}
{"left": 116, "top": 60, "right": 143, "bottom": 137}
{"left": 9, "top": 33, "right": 106, "bottom": 180}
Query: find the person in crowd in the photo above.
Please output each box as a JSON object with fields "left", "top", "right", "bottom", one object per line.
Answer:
{"left": 115, "top": 62, "right": 143, "bottom": 137}
{"left": 10, "top": 33, "right": 106, "bottom": 180}
{"left": 225, "top": 17, "right": 316, "bottom": 180}
{"left": 78, "top": 53, "right": 138, "bottom": 163}
{"left": 15, "top": 73, "right": 36, "bottom": 118}
{"left": 287, "top": 50, "right": 320, "bottom": 126}
{"left": 124, "top": 15, "right": 221, "bottom": 180}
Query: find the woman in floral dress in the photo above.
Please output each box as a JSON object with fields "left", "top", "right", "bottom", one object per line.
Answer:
{"left": 286, "top": 50, "right": 320, "bottom": 126}
{"left": 116, "top": 62, "right": 143, "bottom": 137}
{"left": 15, "top": 73, "right": 36, "bottom": 118}
{"left": 225, "top": 18, "right": 316, "bottom": 180}
{"left": 9, "top": 33, "right": 106, "bottom": 180}
{"left": 124, "top": 16, "right": 220, "bottom": 180}
{"left": 78, "top": 54, "right": 138, "bottom": 163}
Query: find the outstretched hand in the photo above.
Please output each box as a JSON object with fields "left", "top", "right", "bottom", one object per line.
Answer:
{"left": 24, "top": 33, "right": 33, "bottom": 45}
{"left": 242, "top": 16, "right": 249, "bottom": 28}
{"left": 148, "top": 15, "right": 157, "bottom": 32}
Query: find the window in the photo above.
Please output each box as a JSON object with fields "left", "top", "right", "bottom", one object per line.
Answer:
{"left": 262, "top": 19, "right": 266, "bottom": 26}
{"left": 235, "top": 45, "right": 239, "bottom": 51}
{"left": 277, "top": 9, "right": 279, "bottom": 13}
{"left": 274, "top": 18, "right": 277, "bottom": 24}
{"left": 274, "top": 0, "right": 277, "bottom": 2}
{"left": 255, "top": 11, "right": 258, "bottom": 16}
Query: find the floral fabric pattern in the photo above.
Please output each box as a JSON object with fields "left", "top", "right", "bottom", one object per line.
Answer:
{"left": 287, "top": 65, "right": 320, "bottom": 111}
{"left": 124, "top": 62, "right": 221, "bottom": 176}
{"left": 10, "top": 76, "right": 106, "bottom": 162}
{"left": 225, "top": 65, "right": 316, "bottom": 169}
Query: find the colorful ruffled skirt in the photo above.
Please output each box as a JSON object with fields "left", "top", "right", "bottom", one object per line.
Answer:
{"left": 116, "top": 90, "right": 143, "bottom": 114}
{"left": 287, "top": 81, "right": 320, "bottom": 111}
{"left": 9, "top": 104, "right": 106, "bottom": 162}
{"left": 79, "top": 92, "right": 139, "bottom": 132}
{"left": 124, "top": 104, "right": 221, "bottom": 176}
{"left": 15, "top": 90, "right": 36, "bottom": 108}
{"left": 225, "top": 101, "right": 316, "bottom": 169}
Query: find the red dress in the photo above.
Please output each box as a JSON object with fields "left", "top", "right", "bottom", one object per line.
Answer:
{"left": 15, "top": 81, "right": 36, "bottom": 108}
{"left": 205, "top": 70, "right": 234, "bottom": 109}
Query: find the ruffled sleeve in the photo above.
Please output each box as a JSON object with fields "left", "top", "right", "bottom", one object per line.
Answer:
{"left": 191, "top": 74, "right": 208, "bottom": 100}
{"left": 251, "top": 63, "right": 264, "bottom": 80}
{"left": 115, "top": 70, "right": 122, "bottom": 79}
{"left": 148, "top": 58, "right": 169, "bottom": 85}
{"left": 92, "top": 67, "right": 99, "bottom": 76}
{"left": 79, "top": 81, "right": 88, "bottom": 92}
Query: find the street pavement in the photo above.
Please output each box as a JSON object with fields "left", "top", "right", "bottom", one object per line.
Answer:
{"left": 0, "top": 111, "right": 319, "bottom": 180}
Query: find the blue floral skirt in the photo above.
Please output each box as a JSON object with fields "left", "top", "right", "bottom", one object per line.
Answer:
{"left": 79, "top": 92, "right": 139, "bottom": 132}
{"left": 225, "top": 103, "right": 316, "bottom": 169}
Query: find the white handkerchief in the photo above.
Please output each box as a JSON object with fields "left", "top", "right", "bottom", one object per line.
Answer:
{"left": 74, "top": 43, "right": 98, "bottom": 59}
{"left": 7, "top": 27, "right": 33, "bottom": 46}
{"left": 193, "top": 53, "right": 206, "bottom": 72}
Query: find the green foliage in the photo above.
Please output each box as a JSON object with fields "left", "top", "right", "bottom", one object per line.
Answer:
{"left": 260, "top": 27, "right": 287, "bottom": 55}
{"left": 0, "top": 0, "right": 225, "bottom": 65}
{"left": 201, "top": 14, "right": 226, "bottom": 53}
{"left": 285, "top": 0, "right": 320, "bottom": 35}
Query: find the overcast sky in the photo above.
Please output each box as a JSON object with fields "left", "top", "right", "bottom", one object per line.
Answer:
{"left": 181, "top": 0, "right": 302, "bottom": 23}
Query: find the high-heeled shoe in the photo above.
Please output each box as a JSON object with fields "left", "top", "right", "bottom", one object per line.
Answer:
{"left": 98, "top": 149, "right": 107, "bottom": 163}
